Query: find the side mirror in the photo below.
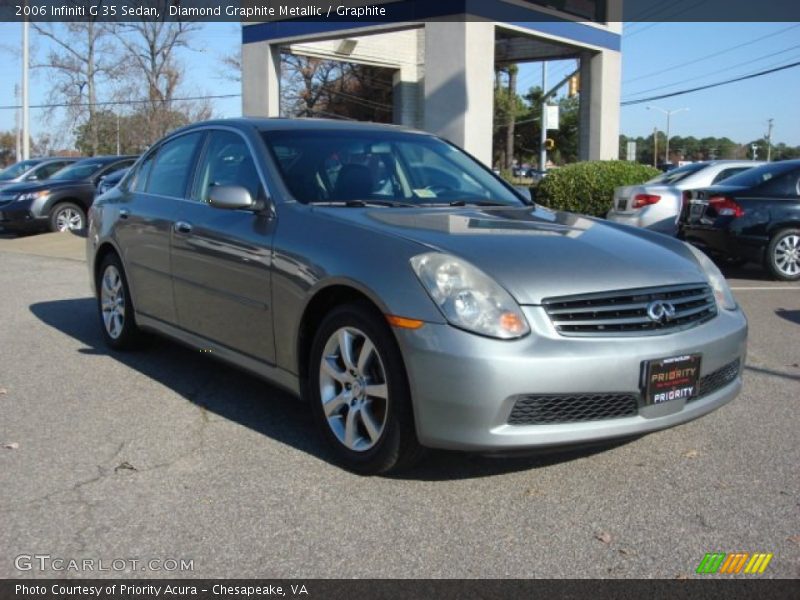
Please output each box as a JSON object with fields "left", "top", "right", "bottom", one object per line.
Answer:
{"left": 514, "top": 185, "right": 534, "bottom": 205}
{"left": 26, "top": 174, "right": 38, "bottom": 181}
{"left": 208, "top": 185, "right": 256, "bottom": 210}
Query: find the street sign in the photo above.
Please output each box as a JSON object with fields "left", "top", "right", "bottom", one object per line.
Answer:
{"left": 545, "top": 105, "right": 560, "bottom": 130}
{"left": 626, "top": 141, "right": 637, "bottom": 161}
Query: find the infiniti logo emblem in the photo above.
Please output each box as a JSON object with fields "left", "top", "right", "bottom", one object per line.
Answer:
{"left": 646, "top": 300, "right": 677, "bottom": 323}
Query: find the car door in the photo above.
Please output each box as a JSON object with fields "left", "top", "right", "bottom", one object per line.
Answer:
{"left": 171, "top": 128, "right": 277, "bottom": 363}
{"left": 114, "top": 132, "right": 206, "bottom": 325}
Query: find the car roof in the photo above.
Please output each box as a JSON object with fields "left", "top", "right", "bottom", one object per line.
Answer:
{"left": 173, "top": 117, "right": 426, "bottom": 137}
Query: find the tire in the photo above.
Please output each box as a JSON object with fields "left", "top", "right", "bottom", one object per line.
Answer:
{"left": 96, "top": 253, "right": 145, "bottom": 350}
{"left": 49, "top": 202, "right": 86, "bottom": 233}
{"left": 765, "top": 228, "right": 800, "bottom": 281}
{"left": 308, "top": 303, "right": 424, "bottom": 475}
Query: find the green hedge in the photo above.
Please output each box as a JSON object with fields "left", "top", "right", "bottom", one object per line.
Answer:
{"left": 534, "top": 161, "right": 661, "bottom": 217}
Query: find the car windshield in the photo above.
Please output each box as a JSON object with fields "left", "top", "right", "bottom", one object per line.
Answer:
{"left": 261, "top": 129, "right": 525, "bottom": 207}
{"left": 49, "top": 161, "right": 105, "bottom": 181}
{"left": 646, "top": 163, "right": 707, "bottom": 185}
{"left": 0, "top": 159, "right": 41, "bottom": 181}
{"left": 714, "top": 161, "right": 799, "bottom": 188}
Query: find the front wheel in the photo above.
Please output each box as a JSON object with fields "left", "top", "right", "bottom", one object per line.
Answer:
{"left": 49, "top": 202, "right": 86, "bottom": 233}
{"left": 766, "top": 228, "right": 800, "bottom": 281}
{"left": 308, "top": 304, "right": 424, "bottom": 475}
{"left": 96, "top": 253, "right": 145, "bottom": 350}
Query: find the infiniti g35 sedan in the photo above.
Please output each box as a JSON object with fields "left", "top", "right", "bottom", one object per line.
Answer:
{"left": 87, "top": 119, "right": 748, "bottom": 474}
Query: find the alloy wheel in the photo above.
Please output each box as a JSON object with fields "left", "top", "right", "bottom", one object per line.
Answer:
{"left": 774, "top": 234, "right": 800, "bottom": 277}
{"left": 54, "top": 207, "right": 83, "bottom": 232}
{"left": 100, "top": 265, "right": 126, "bottom": 339}
{"left": 318, "top": 327, "right": 389, "bottom": 452}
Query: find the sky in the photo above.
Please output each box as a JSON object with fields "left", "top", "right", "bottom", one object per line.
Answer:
{"left": 0, "top": 21, "right": 799, "bottom": 150}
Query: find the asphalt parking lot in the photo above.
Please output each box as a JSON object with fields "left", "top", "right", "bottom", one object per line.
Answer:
{"left": 0, "top": 232, "right": 798, "bottom": 579}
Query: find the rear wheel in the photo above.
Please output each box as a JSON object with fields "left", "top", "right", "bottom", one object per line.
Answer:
{"left": 96, "top": 253, "right": 145, "bottom": 350}
{"left": 308, "top": 303, "right": 424, "bottom": 475}
{"left": 49, "top": 202, "right": 86, "bottom": 233}
{"left": 766, "top": 228, "right": 800, "bottom": 281}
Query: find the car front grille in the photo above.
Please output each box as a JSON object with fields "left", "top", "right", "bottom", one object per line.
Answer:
{"left": 507, "top": 393, "right": 639, "bottom": 425}
{"left": 693, "top": 358, "right": 741, "bottom": 401}
{"left": 508, "top": 359, "right": 741, "bottom": 426}
{"left": 542, "top": 283, "right": 717, "bottom": 337}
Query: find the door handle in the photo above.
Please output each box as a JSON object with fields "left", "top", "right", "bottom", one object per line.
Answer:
{"left": 174, "top": 221, "right": 193, "bottom": 234}
{"left": 119, "top": 208, "right": 130, "bottom": 219}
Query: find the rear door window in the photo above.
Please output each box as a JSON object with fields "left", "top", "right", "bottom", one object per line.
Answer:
{"left": 711, "top": 167, "right": 750, "bottom": 185}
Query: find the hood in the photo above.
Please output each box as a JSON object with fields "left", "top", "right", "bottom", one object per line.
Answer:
{"left": 317, "top": 205, "right": 708, "bottom": 305}
{"left": 0, "top": 178, "right": 92, "bottom": 195}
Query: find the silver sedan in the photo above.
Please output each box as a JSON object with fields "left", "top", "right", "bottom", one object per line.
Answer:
{"left": 87, "top": 119, "right": 747, "bottom": 474}
{"left": 607, "top": 160, "right": 762, "bottom": 236}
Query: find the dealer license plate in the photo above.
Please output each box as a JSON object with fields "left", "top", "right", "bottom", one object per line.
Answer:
{"left": 644, "top": 354, "right": 701, "bottom": 405}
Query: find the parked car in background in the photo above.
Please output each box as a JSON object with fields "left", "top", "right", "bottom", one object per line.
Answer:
{"left": 679, "top": 159, "right": 800, "bottom": 281}
{"left": 607, "top": 161, "right": 763, "bottom": 236}
{"left": 88, "top": 118, "right": 746, "bottom": 474}
{"left": 95, "top": 167, "right": 130, "bottom": 198}
{"left": 0, "top": 157, "right": 79, "bottom": 190}
{"left": 526, "top": 168, "right": 548, "bottom": 183}
{"left": 0, "top": 155, "right": 136, "bottom": 233}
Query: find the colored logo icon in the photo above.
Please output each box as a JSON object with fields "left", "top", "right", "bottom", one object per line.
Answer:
{"left": 696, "top": 552, "right": 773, "bottom": 574}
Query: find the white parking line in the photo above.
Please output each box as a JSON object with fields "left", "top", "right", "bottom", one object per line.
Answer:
{"left": 730, "top": 286, "right": 800, "bottom": 291}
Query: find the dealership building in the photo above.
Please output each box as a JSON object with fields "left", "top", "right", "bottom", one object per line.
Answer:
{"left": 241, "top": 1, "right": 622, "bottom": 165}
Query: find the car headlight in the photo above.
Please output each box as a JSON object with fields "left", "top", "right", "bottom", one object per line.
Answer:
{"left": 410, "top": 252, "right": 530, "bottom": 339}
{"left": 685, "top": 243, "right": 737, "bottom": 310}
{"left": 16, "top": 190, "right": 49, "bottom": 202}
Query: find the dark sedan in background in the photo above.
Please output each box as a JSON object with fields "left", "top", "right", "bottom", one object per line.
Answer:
{"left": 0, "top": 155, "right": 136, "bottom": 233}
{"left": 0, "top": 156, "right": 78, "bottom": 190}
{"left": 679, "top": 159, "right": 800, "bottom": 280}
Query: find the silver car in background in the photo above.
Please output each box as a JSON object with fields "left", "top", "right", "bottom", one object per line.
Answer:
{"left": 87, "top": 119, "right": 747, "bottom": 474}
{"left": 607, "top": 161, "right": 762, "bottom": 236}
{"left": 0, "top": 157, "right": 78, "bottom": 190}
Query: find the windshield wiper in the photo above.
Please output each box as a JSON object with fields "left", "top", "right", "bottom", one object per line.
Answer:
{"left": 309, "top": 199, "right": 415, "bottom": 208}
{"left": 415, "top": 199, "right": 509, "bottom": 207}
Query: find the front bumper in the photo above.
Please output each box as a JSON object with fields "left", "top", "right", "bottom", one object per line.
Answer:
{"left": 396, "top": 306, "right": 747, "bottom": 451}
{"left": 0, "top": 200, "right": 47, "bottom": 231}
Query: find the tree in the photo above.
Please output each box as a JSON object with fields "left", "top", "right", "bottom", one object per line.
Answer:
{"left": 0, "top": 130, "right": 16, "bottom": 166}
{"left": 112, "top": 15, "right": 209, "bottom": 145}
{"left": 278, "top": 54, "right": 394, "bottom": 122}
{"left": 33, "top": 8, "right": 123, "bottom": 156}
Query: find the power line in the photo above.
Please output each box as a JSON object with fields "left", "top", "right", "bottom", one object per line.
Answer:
{"left": 0, "top": 93, "right": 241, "bottom": 111}
{"left": 621, "top": 60, "right": 800, "bottom": 106}
{"left": 624, "top": 42, "right": 800, "bottom": 100}
{"left": 623, "top": 23, "right": 800, "bottom": 84}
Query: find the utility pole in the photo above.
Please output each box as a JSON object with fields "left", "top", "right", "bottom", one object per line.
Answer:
{"left": 765, "top": 118, "right": 773, "bottom": 162}
{"left": 539, "top": 62, "right": 547, "bottom": 172}
{"left": 653, "top": 127, "right": 658, "bottom": 168}
{"left": 14, "top": 84, "right": 21, "bottom": 162}
{"left": 647, "top": 105, "right": 689, "bottom": 166}
{"left": 505, "top": 65, "right": 517, "bottom": 173}
{"left": 22, "top": 19, "right": 30, "bottom": 160}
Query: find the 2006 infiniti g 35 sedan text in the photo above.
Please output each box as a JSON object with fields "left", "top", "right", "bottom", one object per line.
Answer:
{"left": 87, "top": 119, "right": 747, "bottom": 474}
